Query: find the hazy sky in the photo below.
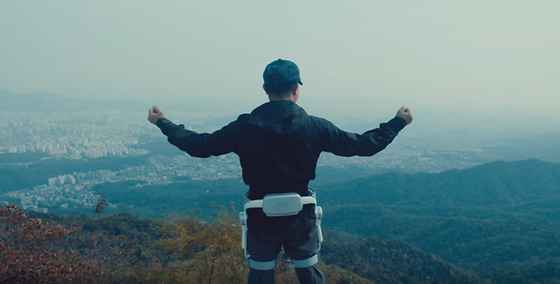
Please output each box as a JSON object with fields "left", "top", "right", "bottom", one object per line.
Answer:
{"left": 1, "top": 0, "right": 559, "bottom": 114}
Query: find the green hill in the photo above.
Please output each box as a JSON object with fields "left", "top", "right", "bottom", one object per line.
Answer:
{"left": 321, "top": 234, "right": 488, "bottom": 283}
{"left": 318, "top": 159, "right": 560, "bottom": 282}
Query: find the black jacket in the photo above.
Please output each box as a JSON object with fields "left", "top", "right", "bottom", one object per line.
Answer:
{"left": 157, "top": 100, "right": 406, "bottom": 232}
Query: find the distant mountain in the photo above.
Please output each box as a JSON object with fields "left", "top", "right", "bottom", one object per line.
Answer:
{"left": 487, "top": 132, "right": 560, "bottom": 163}
{"left": 0, "top": 89, "right": 146, "bottom": 112}
{"left": 0, "top": 88, "right": 267, "bottom": 115}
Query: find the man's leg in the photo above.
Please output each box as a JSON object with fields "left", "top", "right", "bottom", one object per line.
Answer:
{"left": 247, "top": 229, "right": 282, "bottom": 284}
{"left": 248, "top": 269, "right": 275, "bottom": 284}
{"left": 295, "top": 263, "right": 325, "bottom": 284}
{"left": 283, "top": 226, "right": 325, "bottom": 284}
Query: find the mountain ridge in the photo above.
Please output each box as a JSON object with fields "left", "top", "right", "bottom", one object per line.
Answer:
{"left": 319, "top": 158, "right": 560, "bottom": 208}
{"left": 0, "top": 88, "right": 147, "bottom": 112}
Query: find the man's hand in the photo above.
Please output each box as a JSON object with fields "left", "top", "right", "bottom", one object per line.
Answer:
{"left": 396, "top": 106, "right": 413, "bottom": 125}
{"left": 148, "top": 106, "right": 166, "bottom": 125}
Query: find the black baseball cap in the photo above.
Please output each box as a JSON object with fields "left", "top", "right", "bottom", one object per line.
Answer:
{"left": 263, "top": 59, "right": 303, "bottom": 86}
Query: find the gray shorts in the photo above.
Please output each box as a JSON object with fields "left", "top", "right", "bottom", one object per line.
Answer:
{"left": 247, "top": 224, "right": 320, "bottom": 262}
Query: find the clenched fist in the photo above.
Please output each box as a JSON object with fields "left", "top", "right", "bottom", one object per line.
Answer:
{"left": 148, "top": 106, "right": 167, "bottom": 125}
{"left": 396, "top": 106, "right": 413, "bottom": 125}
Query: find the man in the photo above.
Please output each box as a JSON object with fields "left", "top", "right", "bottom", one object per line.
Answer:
{"left": 148, "top": 59, "right": 413, "bottom": 284}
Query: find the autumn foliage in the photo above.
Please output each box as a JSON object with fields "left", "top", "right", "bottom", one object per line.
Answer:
{"left": 2, "top": 203, "right": 386, "bottom": 283}
{"left": 0, "top": 204, "right": 133, "bottom": 283}
{"left": 133, "top": 203, "right": 371, "bottom": 284}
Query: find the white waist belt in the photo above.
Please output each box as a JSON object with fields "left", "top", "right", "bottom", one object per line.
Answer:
{"left": 244, "top": 193, "right": 317, "bottom": 217}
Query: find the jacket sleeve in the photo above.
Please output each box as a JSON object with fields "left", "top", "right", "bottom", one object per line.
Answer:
{"left": 156, "top": 118, "right": 237, "bottom": 158}
{"left": 318, "top": 116, "right": 407, "bottom": 157}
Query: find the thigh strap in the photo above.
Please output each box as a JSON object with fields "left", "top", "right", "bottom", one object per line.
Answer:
{"left": 248, "top": 258, "right": 277, "bottom": 270}
{"left": 293, "top": 254, "right": 319, "bottom": 268}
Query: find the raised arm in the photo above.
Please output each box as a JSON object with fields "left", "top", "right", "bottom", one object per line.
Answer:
{"left": 150, "top": 107, "right": 238, "bottom": 158}
{"left": 319, "top": 106, "right": 412, "bottom": 157}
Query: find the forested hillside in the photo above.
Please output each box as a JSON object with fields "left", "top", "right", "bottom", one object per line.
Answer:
{"left": 3, "top": 159, "right": 560, "bottom": 282}
{"left": 320, "top": 236, "right": 487, "bottom": 283}
{"left": 5, "top": 206, "right": 480, "bottom": 284}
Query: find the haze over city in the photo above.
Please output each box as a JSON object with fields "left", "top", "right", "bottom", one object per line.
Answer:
{"left": 1, "top": 0, "right": 559, "bottom": 119}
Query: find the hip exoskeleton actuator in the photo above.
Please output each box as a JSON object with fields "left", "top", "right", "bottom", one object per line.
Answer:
{"left": 239, "top": 191, "right": 323, "bottom": 270}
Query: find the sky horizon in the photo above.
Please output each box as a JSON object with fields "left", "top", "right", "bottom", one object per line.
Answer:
{"left": 1, "top": 1, "right": 559, "bottom": 117}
